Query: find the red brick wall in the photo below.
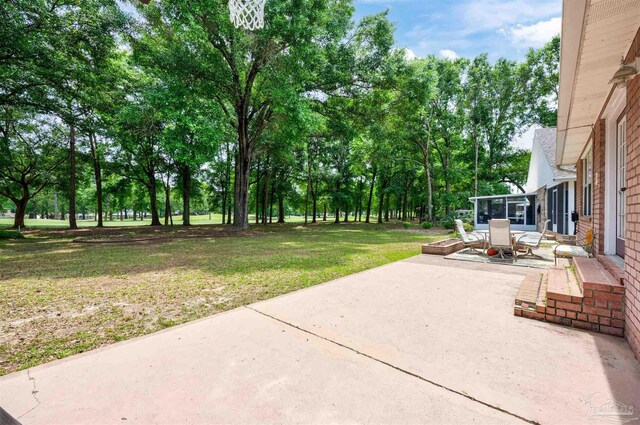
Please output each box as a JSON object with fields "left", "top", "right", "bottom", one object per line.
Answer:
{"left": 573, "top": 26, "right": 640, "bottom": 360}
{"left": 593, "top": 119, "right": 606, "bottom": 255}
{"left": 576, "top": 150, "right": 588, "bottom": 242}
{"left": 622, "top": 28, "right": 640, "bottom": 358}
{"left": 575, "top": 119, "right": 606, "bottom": 255}
{"left": 624, "top": 72, "right": 640, "bottom": 357}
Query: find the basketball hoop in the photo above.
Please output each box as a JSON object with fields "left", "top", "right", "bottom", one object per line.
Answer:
{"left": 229, "top": 0, "right": 266, "bottom": 30}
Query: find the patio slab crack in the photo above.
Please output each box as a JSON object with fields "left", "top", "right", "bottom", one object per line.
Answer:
{"left": 18, "top": 369, "right": 41, "bottom": 419}
{"left": 246, "top": 306, "right": 539, "bottom": 425}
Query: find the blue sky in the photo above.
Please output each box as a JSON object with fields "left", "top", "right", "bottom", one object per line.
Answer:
{"left": 354, "top": 0, "right": 562, "bottom": 61}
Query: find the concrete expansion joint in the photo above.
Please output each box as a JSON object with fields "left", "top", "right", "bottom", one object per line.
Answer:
{"left": 244, "top": 306, "right": 540, "bottom": 425}
{"left": 18, "top": 369, "right": 41, "bottom": 419}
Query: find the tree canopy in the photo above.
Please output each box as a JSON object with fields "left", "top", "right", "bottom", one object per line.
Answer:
{"left": 0, "top": 0, "right": 560, "bottom": 229}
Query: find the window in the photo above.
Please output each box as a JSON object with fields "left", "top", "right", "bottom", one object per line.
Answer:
{"left": 582, "top": 148, "right": 593, "bottom": 216}
{"left": 507, "top": 197, "right": 527, "bottom": 225}
{"left": 618, "top": 117, "right": 627, "bottom": 239}
{"left": 477, "top": 198, "right": 506, "bottom": 224}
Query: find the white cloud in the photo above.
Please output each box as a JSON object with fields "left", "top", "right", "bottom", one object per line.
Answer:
{"left": 439, "top": 49, "right": 458, "bottom": 60}
{"left": 404, "top": 48, "right": 417, "bottom": 61}
{"left": 502, "top": 17, "right": 561, "bottom": 48}
{"left": 460, "top": 0, "right": 561, "bottom": 32}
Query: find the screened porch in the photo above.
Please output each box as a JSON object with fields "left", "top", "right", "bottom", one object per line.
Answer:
{"left": 469, "top": 193, "right": 537, "bottom": 231}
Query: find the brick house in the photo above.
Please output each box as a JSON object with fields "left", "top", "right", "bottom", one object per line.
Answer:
{"left": 524, "top": 127, "right": 577, "bottom": 235}
{"left": 556, "top": 0, "right": 640, "bottom": 358}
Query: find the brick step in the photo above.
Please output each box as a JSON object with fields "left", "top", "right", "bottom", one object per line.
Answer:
{"left": 547, "top": 267, "right": 583, "bottom": 303}
{"left": 514, "top": 273, "right": 546, "bottom": 321}
{"left": 596, "top": 255, "right": 625, "bottom": 285}
{"left": 514, "top": 273, "right": 543, "bottom": 310}
{"left": 515, "top": 258, "right": 625, "bottom": 337}
{"left": 574, "top": 257, "right": 621, "bottom": 292}
{"left": 535, "top": 274, "right": 548, "bottom": 313}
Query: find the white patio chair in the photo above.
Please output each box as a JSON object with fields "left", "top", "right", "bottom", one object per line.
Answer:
{"left": 516, "top": 220, "right": 550, "bottom": 258}
{"left": 488, "top": 219, "right": 516, "bottom": 259}
{"left": 455, "top": 219, "right": 485, "bottom": 253}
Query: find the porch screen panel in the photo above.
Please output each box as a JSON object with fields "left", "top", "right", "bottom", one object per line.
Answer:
{"left": 507, "top": 197, "right": 526, "bottom": 225}
{"left": 477, "top": 198, "right": 506, "bottom": 224}
{"left": 547, "top": 189, "right": 553, "bottom": 230}
{"left": 557, "top": 184, "right": 565, "bottom": 234}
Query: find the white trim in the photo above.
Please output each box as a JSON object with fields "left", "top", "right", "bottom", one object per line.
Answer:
{"left": 469, "top": 193, "right": 536, "bottom": 201}
{"left": 567, "top": 182, "right": 576, "bottom": 235}
{"left": 603, "top": 87, "right": 627, "bottom": 255}
{"left": 557, "top": 0, "right": 588, "bottom": 165}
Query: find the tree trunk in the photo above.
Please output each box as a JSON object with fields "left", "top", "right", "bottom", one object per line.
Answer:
{"left": 181, "top": 166, "right": 191, "bottom": 226}
{"left": 233, "top": 154, "right": 250, "bottom": 229}
{"left": 164, "top": 175, "right": 171, "bottom": 226}
{"left": 304, "top": 164, "right": 311, "bottom": 226}
{"left": 255, "top": 160, "right": 260, "bottom": 224}
{"left": 223, "top": 140, "right": 232, "bottom": 224}
{"left": 147, "top": 175, "right": 161, "bottom": 226}
{"left": 89, "top": 132, "right": 103, "bottom": 227}
{"left": 311, "top": 181, "right": 317, "bottom": 224}
{"left": 269, "top": 187, "right": 274, "bottom": 224}
{"left": 334, "top": 207, "right": 340, "bottom": 224}
{"left": 377, "top": 185, "right": 384, "bottom": 224}
{"left": 277, "top": 194, "right": 285, "bottom": 224}
{"left": 384, "top": 192, "right": 390, "bottom": 222}
{"left": 474, "top": 132, "right": 479, "bottom": 198}
{"left": 424, "top": 153, "right": 433, "bottom": 222}
{"left": 366, "top": 168, "right": 376, "bottom": 223}
{"left": 323, "top": 202, "right": 327, "bottom": 221}
{"left": 402, "top": 195, "right": 407, "bottom": 221}
{"left": 12, "top": 193, "right": 28, "bottom": 229}
{"left": 262, "top": 165, "right": 270, "bottom": 225}
{"left": 233, "top": 122, "right": 252, "bottom": 229}
{"left": 221, "top": 184, "right": 227, "bottom": 225}
{"left": 69, "top": 124, "right": 78, "bottom": 230}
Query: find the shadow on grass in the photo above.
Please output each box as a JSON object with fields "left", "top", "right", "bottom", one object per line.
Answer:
{"left": 0, "top": 222, "right": 447, "bottom": 281}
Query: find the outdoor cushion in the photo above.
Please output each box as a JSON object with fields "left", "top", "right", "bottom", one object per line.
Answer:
{"left": 553, "top": 245, "right": 589, "bottom": 258}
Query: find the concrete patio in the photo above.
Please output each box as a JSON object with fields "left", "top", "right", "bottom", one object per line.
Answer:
{"left": 1, "top": 255, "right": 639, "bottom": 424}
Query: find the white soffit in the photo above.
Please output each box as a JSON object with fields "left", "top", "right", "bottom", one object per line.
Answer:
{"left": 557, "top": 0, "right": 640, "bottom": 165}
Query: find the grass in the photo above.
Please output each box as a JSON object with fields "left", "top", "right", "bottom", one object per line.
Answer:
{"left": 0, "top": 214, "right": 313, "bottom": 229}
{"left": 0, "top": 221, "right": 448, "bottom": 376}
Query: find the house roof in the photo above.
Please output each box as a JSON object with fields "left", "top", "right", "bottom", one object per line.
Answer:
{"left": 556, "top": 0, "right": 640, "bottom": 165}
{"left": 535, "top": 127, "right": 576, "bottom": 181}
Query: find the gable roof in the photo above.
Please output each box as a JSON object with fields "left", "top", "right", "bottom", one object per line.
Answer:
{"left": 534, "top": 127, "right": 576, "bottom": 180}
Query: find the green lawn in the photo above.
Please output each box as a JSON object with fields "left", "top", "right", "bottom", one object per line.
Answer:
{"left": 0, "top": 214, "right": 314, "bottom": 229}
{"left": 0, "top": 221, "right": 447, "bottom": 376}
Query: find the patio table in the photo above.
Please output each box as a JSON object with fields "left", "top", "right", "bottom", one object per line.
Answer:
{"left": 474, "top": 230, "right": 526, "bottom": 254}
{"left": 475, "top": 230, "right": 525, "bottom": 239}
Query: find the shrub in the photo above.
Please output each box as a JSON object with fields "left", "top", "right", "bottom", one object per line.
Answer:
{"left": 441, "top": 219, "right": 454, "bottom": 230}
{"left": 0, "top": 230, "right": 24, "bottom": 239}
{"left": 463, "top": 222, "right": 474, "bottom": 232}
{"left": 421, "top": 221, "right": 433, "bottom": 229}
{"left": 402, "top": 222, "right": 411, "bottom": 229}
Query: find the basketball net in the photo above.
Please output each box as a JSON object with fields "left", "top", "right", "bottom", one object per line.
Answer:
{"left": 229, "top": 0, "right": 266, "bottom": 30}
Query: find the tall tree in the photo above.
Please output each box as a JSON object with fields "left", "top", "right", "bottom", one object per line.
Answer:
{"left": 0, "top": 110, "right": 68, "bottom": 228}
